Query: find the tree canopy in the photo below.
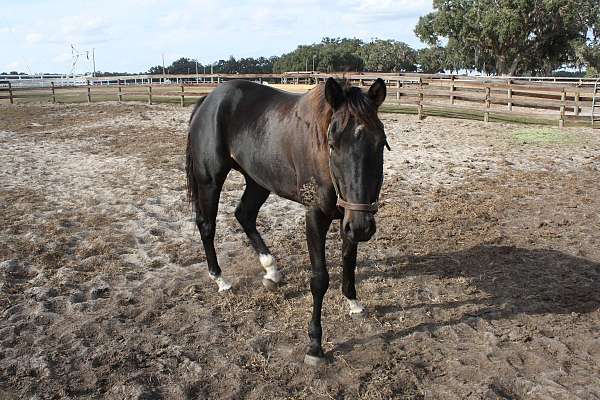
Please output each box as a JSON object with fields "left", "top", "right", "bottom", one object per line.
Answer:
{"left": 149, "top": 39, "right": 422, "bottom": 75}
{"left": 273, "top": 38, "right": 417, "bottom": 73}
{"left": 148, "top": 56, "right": 278, "bottom": 75}
{"left": 274, "top": 38, "right": 365, "bottom": 72}
{"left": 415, "top": 0, "right": 600, "bottom": 75}
{"left": 361, "top": 40, "right": 417, "bottom": 72}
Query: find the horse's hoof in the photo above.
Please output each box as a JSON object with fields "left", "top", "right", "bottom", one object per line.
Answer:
{"left": 350, "top": 311, "right": 367, "bottom": 321}
{"left": 262, "top": 278, "right": 279, "bottom": 291}
{"left": 347, "top": 299, "right": 365, "bottom": 316}
{"left": 304, "top": 354, "right": 327, "bottom": 367}
{"left": 218, "top": 282, "right": 232, "bottom": 292}
{"left": 211, "top": 275, "right": 232, "bottom": 292}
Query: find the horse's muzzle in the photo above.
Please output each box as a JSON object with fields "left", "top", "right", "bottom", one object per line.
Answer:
{"left": 342, "top": 211, "right": 376, "bottom": 242}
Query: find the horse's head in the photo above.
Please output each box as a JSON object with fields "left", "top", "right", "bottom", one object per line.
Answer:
{"left": 325, "top": 77, "right": 387, "bottom": 243}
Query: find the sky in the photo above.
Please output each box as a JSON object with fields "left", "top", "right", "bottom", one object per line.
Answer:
{"left": 0, "top": 0, "right": 433, "bottom": 74}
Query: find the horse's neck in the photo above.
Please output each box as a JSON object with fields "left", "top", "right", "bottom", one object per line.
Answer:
{"left": 297, "top": 89, "right": 332, "bottom": 151}
{"left": 286, "top": 98, "right": 332, "bottom": 190}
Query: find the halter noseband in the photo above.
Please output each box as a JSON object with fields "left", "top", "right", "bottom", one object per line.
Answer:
{"left": 328, "top": 123, "right": 379, "bottom": 214}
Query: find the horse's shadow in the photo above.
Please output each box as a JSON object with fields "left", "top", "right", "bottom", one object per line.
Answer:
{"left": 335, "top": 244, "right": 600, "bottom": 352}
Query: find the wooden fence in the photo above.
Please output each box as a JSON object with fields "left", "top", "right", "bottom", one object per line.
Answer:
{"left": 390, "top": 76, "right": 599, "bottom": 128}
{"left": 0, "top": 81, "right": 217, "bottom": 107}
{"left": 1, "top": 74, "right": 599, "bottom": 128}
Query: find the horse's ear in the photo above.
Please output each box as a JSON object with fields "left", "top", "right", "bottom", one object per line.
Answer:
{"left": 368, "top": 78, "right": 386, "bottom": 108}
{"left": 325, "top": 77, "right": 344, "bottom": 110}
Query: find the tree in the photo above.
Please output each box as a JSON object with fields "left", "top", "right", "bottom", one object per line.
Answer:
{"left": 147, "top": 56, "right": 276, "bottom": 74}
{"left": 416, "top": 46, "right": 447, "bottom": 73}
{"left": 415, "top": 0, "right": 593, "bottom": 76}
{"left": 274, "top": 44, "right": 320, "bottom": 72}
{"left": 274, "top": 38, "right": 365, "bottom": 73}
{"left": 361, "top": 39, "right": 417, "bottom": 72}
{"left": 169, "top": 57, "right": 200, "bottom": 74}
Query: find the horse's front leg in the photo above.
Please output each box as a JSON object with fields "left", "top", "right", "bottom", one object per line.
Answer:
{"left": 342, "top": 232, "right": 365, "bottom": 315}
{"left": 304, "top": 207, "right": 332, "bottom": 366}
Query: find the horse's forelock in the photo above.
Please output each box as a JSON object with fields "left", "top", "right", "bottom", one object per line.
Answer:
{"left": 342, "top": 86, "right": 382, "bottom": 131}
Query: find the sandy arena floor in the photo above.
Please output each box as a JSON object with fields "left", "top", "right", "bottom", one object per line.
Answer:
{"left": 1, "top": 102, "right": 599, "bottom": 399}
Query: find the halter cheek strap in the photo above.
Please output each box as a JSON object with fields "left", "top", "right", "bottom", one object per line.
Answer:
{"left": 327, "top": 123, "right": 379, "bottom": 214}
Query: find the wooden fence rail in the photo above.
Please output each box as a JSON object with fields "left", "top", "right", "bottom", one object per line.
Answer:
{"left": 2, "top": 76, "right": 599, "bottom": 128}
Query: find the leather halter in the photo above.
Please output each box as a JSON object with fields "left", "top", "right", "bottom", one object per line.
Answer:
{"left": 327, "top": 123, "right": 379, "bottom": 214}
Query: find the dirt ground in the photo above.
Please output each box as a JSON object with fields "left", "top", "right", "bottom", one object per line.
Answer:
{"left": 1, "top": 102, "right": 599, "bottom": 400}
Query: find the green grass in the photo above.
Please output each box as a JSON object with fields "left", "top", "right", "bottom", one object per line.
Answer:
{"left": 512, "top": 127, "right": 574, "bottom": 144}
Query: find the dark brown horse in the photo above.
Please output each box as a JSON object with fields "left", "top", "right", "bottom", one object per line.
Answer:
{"left": 186, "top": 77, "right": 387, "bottom": 365}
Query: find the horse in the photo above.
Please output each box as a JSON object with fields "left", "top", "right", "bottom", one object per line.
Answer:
{"left": 186, "top": 77, "right": 388, "bottom": 365}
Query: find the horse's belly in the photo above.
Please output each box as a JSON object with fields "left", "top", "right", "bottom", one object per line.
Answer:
{"left": 231, "top": 148, "right": 299, "bottom": 202}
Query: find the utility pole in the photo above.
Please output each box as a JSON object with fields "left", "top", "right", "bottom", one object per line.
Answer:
{"left": 312, "top": 54, "right": 316, "bottom": 71}
{"left": 195, "top": 58, "right": 199, "bottom": 84}
{"left": 92, "top": 48, "right": 96, "bottom": 78}
{"left": 162, "top": 53, "right": 166, "bottom": 77}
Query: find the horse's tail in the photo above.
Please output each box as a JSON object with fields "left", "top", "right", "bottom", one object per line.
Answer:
{"left": 186, "top": 96, "right": 207, "bottom": 207}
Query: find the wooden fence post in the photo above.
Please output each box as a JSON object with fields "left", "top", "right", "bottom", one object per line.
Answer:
{"left": 148, "top": 85, "right": 152, "bottom": 105}
{"left": 418, "top": 77, "right": 424, "bottom": 120}
{"left": 559, "top": 89, "right": 566, "bottom": 128}
{"left": 51, "top": 82, "right": 56, "bottom": 103}
{"left": 118, "top": 80, "right": 123, "bottom": 102}
{"left": 8, "top": 81, "right": 13, "bottom": 104}
{"left": 574, "top": 91, "right": 580, "bottom": 116}
{"left": 180, "top": 85, "right": 185, "bottom": 107}
{"left": 449, "top": 75, "right": 455, "bottom": 104}
{"left": 484, "top": 86, "right": 490, "bottom": 123}
{"left": 87, "top": 84, "right": 91, "bottom": 103}
{"left": 396, "top": 80, "right": 401, "bottom": 102}
{"left": 507, "top": 80, "right": 513, "bottom": 111}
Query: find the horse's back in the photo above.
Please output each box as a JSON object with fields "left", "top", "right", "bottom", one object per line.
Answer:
{"left": 188, "top": 80, "right": 304, "bottom": 197}
{"left": 191, "top": 80, "right": 296, "bottom": 141}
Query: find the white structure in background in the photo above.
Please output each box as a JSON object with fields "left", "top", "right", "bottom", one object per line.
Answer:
{"left": 0, "top": 44, "right": 95, "bottom": 88}
{"left": 0, "top": 74, "right": 90, "bottom": 88}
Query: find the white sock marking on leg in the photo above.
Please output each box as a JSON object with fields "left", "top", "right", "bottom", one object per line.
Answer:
{"left": 210, "top": 274, "right": 232, "bottom": 292}
{"left": 347, "top": 299, "right": 364, "bottom": 315}
{"left": 259, "top": 254, "right": 281, "bottom": 283}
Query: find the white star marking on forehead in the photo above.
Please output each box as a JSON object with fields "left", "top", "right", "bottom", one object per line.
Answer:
{"left": 354, "top": 124, "right": 366, "bottom": 136}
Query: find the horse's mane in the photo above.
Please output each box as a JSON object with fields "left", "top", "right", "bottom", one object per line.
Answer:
{"left": 304, "top": 80, "right": 382, "bottom": 148}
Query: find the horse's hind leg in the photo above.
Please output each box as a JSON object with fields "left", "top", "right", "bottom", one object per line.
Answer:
{"left": 235, "top": 175, "right": 282, "bottom": 286}
{"left": 194, "top": 174, "right": 231, "bottom": 292}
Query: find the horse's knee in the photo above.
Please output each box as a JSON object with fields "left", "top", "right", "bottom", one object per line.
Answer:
{"left": 196, "top": 216, "right": 215, "bottom": 239}
{"left": 310, "top": 270, "right": 329, "bottom": 294}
